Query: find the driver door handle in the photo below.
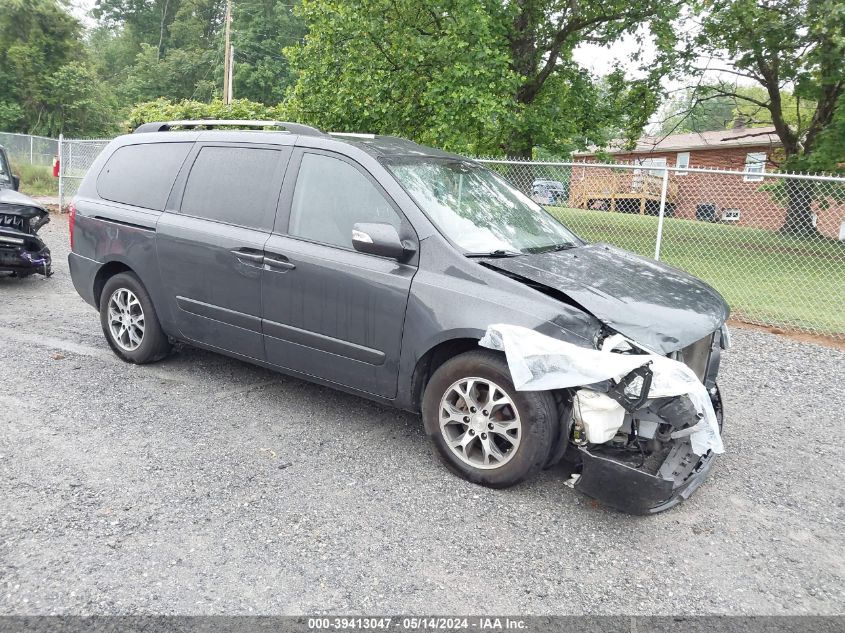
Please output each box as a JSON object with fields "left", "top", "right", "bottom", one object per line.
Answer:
{"left": 231, "top": 248, "right": 265, "bottom": 265}
{"left": 264, "top": 253, "right": 296, "bottom": 271}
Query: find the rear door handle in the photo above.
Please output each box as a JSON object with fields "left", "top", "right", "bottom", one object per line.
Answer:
{"left": 264, "top": 253, "right": 296, "bottom": 271}
{"left": 231, "top": 249, "right": 265, "bottom": 265}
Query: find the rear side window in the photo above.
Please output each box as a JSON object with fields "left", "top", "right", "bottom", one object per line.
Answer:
{"left": 97, "top": 143, "right": 192, "bottom": 210}
{"left": 180, "top": 146, "right": 283, "bottom": 230}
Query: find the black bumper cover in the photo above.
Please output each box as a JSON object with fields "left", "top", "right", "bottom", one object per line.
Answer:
{"left": 0, "top": 228, "right": 52, "bottom": 277}
{"left": 573, "top": 386, "right": 724, "bottom": 515}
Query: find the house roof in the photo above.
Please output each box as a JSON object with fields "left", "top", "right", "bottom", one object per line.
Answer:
{"left": 577, "top": 125, "right": 782, "bottom": 156}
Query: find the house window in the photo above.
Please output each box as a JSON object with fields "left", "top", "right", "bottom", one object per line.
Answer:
{"left": 744, "top": 152, "right": 766, "bottom": 182}
{"left": 640, "top": 157, "right": 667, "bottom": 176}
{"left": 675, "top": 152, "right": 690, "bottom": 175}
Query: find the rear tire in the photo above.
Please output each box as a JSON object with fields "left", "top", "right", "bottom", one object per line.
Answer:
{"left": 422, "top": 350, "right": 558, "bottom": 488}
{"left": 100, "top": 272, "right": 171, "bottom": 364}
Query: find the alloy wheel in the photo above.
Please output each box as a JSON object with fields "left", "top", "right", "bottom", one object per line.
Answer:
{"left": 439, "top": 377, "right": 521, "bottom": 470}
{"left": 107, "top": 288, "right": 145, "bottom": 352}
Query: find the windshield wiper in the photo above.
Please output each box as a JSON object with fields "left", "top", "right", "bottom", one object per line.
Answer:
{"left": 531, "top": 242, "right": 577, "bottom": 254}
{"left": 465, "top": 249, "right": 522, "bottom": 258}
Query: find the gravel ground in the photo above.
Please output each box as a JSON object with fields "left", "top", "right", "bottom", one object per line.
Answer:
{"left": 1, "top": 214, "right": 843, "bottom": 616}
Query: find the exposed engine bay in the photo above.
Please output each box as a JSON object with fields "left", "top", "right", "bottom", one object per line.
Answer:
{"left": 480, "top": 323, "right": 728, "bottom": 514}
{"left": 0, "top": 189, "right": 52, "bottom": 278}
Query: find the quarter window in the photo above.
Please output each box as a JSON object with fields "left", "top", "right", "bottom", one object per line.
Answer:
{"left": 180, "top": 146, "right": 283, "bottom": 230}
{"left": 288, "top": 153, "right": 401, "bottom": 249}
{"left": 744, "top": 152, "right": 766, "bottom": 182}
{"left": 97, "top": 143, "right": 192, "bottom": 210}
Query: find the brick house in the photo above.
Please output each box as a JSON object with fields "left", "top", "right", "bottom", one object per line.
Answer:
{"left": 573, "top": 125, "right": 844, "bottom": 238}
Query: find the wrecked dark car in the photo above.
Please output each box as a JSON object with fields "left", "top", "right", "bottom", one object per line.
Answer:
{"left": 0, "top": 146, "right": 52, "bottom": 278}
{"left": 68, "top": 120, "right": 728, "bottom": 515}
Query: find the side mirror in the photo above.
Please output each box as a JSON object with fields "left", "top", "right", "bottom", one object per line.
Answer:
{"left": 12, "top": 175, "right": 20, "bottom": 191}
{"left": 352, "top": 222, "right": 415, "bottom": 260}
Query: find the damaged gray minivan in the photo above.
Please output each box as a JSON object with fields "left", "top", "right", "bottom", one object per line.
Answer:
{"left": 68, "top": 120, "right": 729, "bottom": 514}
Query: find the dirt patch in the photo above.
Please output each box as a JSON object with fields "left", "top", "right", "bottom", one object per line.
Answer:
{"left": 728, "top": 319, "right": 845, "bottom": 351}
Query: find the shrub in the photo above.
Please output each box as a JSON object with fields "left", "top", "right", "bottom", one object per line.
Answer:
{"left": 126, "top": 98, "right": 288, "bottom": 132}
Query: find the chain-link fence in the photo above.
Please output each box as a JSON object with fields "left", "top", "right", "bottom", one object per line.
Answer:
{"left": 478, "top": 159, "right": 845, "bottom": 340}
{"left": 0, "top": 132, "right": 59, "bottom": 167}
{"left": 9, "top": 130, "right": 844, "bottom": 339}
{"left": 58, "top": 136, "right": 111, "bottom": 207}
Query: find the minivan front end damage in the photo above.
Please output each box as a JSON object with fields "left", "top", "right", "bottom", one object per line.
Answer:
{"left": 0, "top": 192, "right": 52, "bottom": 278}
{"left": 480, "top": 324, "right": 728, "bottom": 515}
{"left": 574, "top": 385, "right": 723, "bottom": 514}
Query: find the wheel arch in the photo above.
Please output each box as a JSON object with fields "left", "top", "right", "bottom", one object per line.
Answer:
{"left": 409, "top": 335, "right": 501, "bottom": 413}
{"left": 93, "top": 260, "right": 135, "bottom": 309}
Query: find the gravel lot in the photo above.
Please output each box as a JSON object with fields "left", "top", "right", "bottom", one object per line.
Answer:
{"left": 1, "top": 214, "right": 843, "bottom": 616}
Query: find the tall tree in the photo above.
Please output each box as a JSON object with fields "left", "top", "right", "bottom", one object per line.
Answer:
{"left": 285, "top": 0, "right": 680, "bottom": 157}
{"left": 232, "top": 0, "right": 305, "bottom": 104}
{"left": 655, "top": 85, "right": 817, "bottom": 136}
{"left": 692, "top": 0, "right": 845, "bottom": 235}
{"left": 91, "top": 0, "right": 226, "bottom": 105}
{"left": 0, "top": 0, "right": 117, "bottom": 135}
{"left": 656, "top": 88, "right": 740, "bottom": 136}
{"left": 91, "top": 0, "right": 303, "bottom": 107}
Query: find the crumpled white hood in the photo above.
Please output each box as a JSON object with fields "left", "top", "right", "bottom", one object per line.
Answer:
{"left": 479, "top": 324, "right": 724, "bottom": 456}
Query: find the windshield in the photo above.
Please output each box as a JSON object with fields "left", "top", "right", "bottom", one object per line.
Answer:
{"left": 386, "top": 158, "right": 580, "bottom": 255}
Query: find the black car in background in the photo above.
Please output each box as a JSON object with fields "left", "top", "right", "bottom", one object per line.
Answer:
{"left": 0, "top": 145, "right": 52, "bottom": 278}
{"left": 67, "top": 120, "right": 729, "bottom": 514}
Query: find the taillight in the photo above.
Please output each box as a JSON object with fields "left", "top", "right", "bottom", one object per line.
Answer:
{"left": 68, "top": 201, "right": 76, "bottom": 250}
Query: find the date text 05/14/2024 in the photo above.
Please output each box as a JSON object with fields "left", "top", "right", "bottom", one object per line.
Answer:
{"left": 307, "top": 617, "right": 528, "bottom": 630}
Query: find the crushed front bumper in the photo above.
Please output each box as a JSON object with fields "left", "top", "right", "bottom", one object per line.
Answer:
{"left": 573, "top": 386, "right": 724, "bottom": 515}
{"left": 0, "top": 227, "right": 52, "bottom": 277}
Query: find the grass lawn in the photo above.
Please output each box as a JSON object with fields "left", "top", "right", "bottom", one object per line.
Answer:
{"left": 13, "top": 163, "right": 58, "bottom": 197}
{"left": 547, "top": 206, "right": 845, "bottom": 337}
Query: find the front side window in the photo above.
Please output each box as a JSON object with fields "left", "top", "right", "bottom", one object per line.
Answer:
{"left": 180, "top": 146, "right": 283, "bottom": 230}
{"left": 386, "top": 159, "right": 579, "bottom": 255}
{"left": 288, "top": 153, "right": 401, "bottom": 249}
{"left": 744, "top": 152, "right": 766, "bottom": 182}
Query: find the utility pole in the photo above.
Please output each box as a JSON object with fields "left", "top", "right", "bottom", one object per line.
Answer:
{"left": 222, "top": 0, "right": 233, "bottom": 104}
{"left": 227, "top": 44, "right": 234, "bottom": 103}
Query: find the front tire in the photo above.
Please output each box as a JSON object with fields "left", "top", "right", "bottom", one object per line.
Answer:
{"left": 422, "top": 350, "right": 557, "bottom": 488}
{"left": 100, "top": 272, "right": 171, "bottom": 364}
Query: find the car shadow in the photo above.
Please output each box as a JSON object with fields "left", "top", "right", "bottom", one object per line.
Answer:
{"left": 157, "top": 343, "right": 590, "bottom": 510}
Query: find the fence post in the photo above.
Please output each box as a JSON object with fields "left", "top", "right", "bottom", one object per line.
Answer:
{"left": 30, "top": 136, "right": 33, "bottom": 164}
{"left": 58, "top": 133, "right": 64, "bottom": 209}
{"left": 654, "top": 167, "right": 670, "bottom": 260}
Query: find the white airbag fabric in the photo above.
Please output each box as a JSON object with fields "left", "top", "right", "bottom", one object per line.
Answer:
{"left": 479, "top": 324, "right": 724, "bottom": 456}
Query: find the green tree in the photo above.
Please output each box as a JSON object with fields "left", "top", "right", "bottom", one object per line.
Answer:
{"left": 0, "top": 0, "right": 117, "bottom": 135}
{"left": 232, "top": 0, "right": 305, "bottom": 104}
{"left": 91, "top": 0, "right": 303, "bottom": 108}
{"left": 91, "top": 0, "right": 225, "bottom": 106}
{"left": 656, "top": 85, "right": 818, "bottom": 136}
{"left": 657, "top": 89, "right": 739, "bottom": 136}
{"left": 693, "top": 0, "right": 845, "bottom": 235}
{"left": 126, "top": 97, "right": 284, "bottom": 130}
{"left": 285, "top": 0, "right": 680, "bottom": 157}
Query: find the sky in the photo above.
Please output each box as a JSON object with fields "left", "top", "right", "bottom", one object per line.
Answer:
{"left": 70, "top": 0, "right": 95, "bottom": 25}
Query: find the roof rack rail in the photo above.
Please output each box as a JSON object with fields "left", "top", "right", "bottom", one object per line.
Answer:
{"left": 328, "top": 132, "right": 376, "bottom": 139}
{"left": 133, "top": 120, "right": 323, "bottom": 136}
